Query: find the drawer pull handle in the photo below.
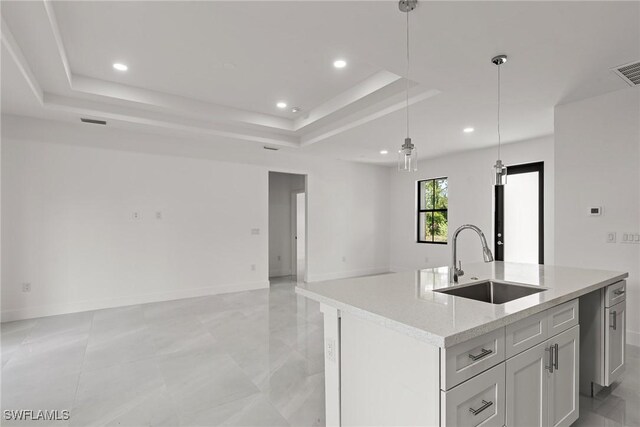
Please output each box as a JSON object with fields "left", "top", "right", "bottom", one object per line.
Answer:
{"left": 469, "top": 400, "right": 493, "bottom": 416}
{"left": 614, "top": 289, "right": 625, "bottom": 296}
{"left": 610, "top": 311, "right": 617, "bottom": 330}
{"left": 468, "top": 348, "right": 493, "bottom": 361}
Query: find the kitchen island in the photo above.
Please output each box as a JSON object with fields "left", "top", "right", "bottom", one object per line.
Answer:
{"left": 296, "top": 262, "right": 628, "bottom": 427}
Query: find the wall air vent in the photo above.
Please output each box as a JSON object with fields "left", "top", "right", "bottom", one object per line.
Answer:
{"left": 263, "top": 146, "right": 279, "bottom": 151}
{"left": 612, "top": 61, "right": 640, "bottom": 86}
{"left": 80, "top": 118, "right": 107, "bottom": 125}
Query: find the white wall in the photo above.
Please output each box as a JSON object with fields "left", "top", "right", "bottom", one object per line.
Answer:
{"left": 389, "top": 136, "right": 555, "bottom": 272}
{"left": 1, "top": 115, "right": 391, "bottom": 321}
{"left": 268, "top": 172, "right": 304, "bottom": 278}
{"left": 555, "top": 87, "right": 640, "bottom": 346}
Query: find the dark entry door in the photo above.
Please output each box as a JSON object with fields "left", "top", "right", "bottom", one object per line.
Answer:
{"left": 494, "top": 162, "right": 544, "bottom": 264}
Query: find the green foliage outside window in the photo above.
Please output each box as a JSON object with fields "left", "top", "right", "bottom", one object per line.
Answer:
{"left": 418, "top": 178, "right": 448, "bottom": 243}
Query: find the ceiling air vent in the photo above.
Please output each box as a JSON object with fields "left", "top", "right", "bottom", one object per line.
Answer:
{"left": 612, "top": 61, "right": 640, "bottom": 86}
{"left": 80, "top": 118, "right": 107, "bottom": 125}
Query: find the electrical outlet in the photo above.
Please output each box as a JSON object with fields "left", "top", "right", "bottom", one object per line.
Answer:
{"left": 22, "top": 283, "right": 31, "bottom": 293}
{"left": 277, "top": 255, "right": 281, "bottom": 261}
{"left": 132, "top": 211, "right": 141, "bottom": 220}
{"left": 622, "top": 233, "right": 640, "bottom": 244}
{"left": 342, "top": 256, "right": 347, "bottom": 263}
{"left": 251, "top": 264, "right": 256, "bottom": 271}
{"left": 251, "top": 228, "right": 260, "bottom": 235}
{"left": 156, "top": 211, "right": 162, "bottom": 220}
{"left": 621, "top": 233, "right": 640, "bottom": 244}
{"left": 607, "top": 232, "right": 617, "bottom": 243}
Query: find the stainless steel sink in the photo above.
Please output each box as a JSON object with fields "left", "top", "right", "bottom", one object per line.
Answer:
{"left": 434, "top": 280, "right": 546, "bottom": 304}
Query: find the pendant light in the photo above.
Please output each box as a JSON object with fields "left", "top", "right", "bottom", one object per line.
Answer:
{"left": 397, "top": 0, "right": 417, "bottom": 172}
{"left": 492, "top": 54, "right": 508, "bottom": 186}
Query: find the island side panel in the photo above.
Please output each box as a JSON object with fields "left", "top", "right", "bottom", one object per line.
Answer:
{"left": 320, "top": 304, "right": 342, "bottom": 427}
{"left": 340, "top": 312, "right": 440, "bottom": 427}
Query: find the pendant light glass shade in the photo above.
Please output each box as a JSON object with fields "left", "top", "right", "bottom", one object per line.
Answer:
{"left": 398, "top": 137, "right": 418, "bottom": 172}
{"left": 493, "top": 159, "right": 507, "bottom": 186}
{"left": 397, "top": 0, "right": 417, "bottom": 172}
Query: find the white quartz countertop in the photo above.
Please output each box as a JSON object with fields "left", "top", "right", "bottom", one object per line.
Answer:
{"left": 296, "top": 262, "right": 627, "bottom": 347}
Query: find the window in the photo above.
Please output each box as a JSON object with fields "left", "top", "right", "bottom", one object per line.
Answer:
{"left": 417, "top": 178, "right": 448, "bottom": 243}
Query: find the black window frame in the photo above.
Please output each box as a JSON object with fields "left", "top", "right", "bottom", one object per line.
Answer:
{"left": 416, "top": 177, "right": 448, "bottom": 244}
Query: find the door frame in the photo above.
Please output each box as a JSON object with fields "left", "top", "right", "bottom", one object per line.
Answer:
{"left": 290, "top": 189, "right": 305, "bottom": 278}
{"left": 494, "top": 161, "right": 544, "bottom": 264}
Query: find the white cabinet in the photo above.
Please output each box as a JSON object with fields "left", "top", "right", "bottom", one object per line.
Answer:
{"left": 441, "top": 327, "right": 505, "bottom": 390}
{"left": 506, "top": 340, "right": 548, "bottom": 426}
{"left": 605, "top": 300, "right": 626, "bottom": 385}
{"left": 579, "top": 281, "right": 626, "bottom": 393}
{"left": 548, "top": 326, "right": 579, "bottom": 427}
{"left": 506, "top": 325, "right": 579, "bottom": 427}
{"left": 505, "top": 310, "right": 548, "bottom": 358}
{"left": 441, "top": 363, "right": 505, "bottom": 427}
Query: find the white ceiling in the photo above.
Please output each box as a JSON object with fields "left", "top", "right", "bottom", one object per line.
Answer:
{"left": 2, "top": 1, "right": 638, "bottom": 165}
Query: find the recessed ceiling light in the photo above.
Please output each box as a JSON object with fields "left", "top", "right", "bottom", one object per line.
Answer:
{"left": 463, "top": 127, "right": 475, "bottom": 133}
{"left": 380, "top": 150, "right": 389, "bottom": 155}
{"left": 333, "top": 59, "right": 347, "bottom": 69}
{"left": 113, "top": 63, "right": 128, "bottom": 71}
{"left": 276, "top": 101, "right": 287, "bottom": 109}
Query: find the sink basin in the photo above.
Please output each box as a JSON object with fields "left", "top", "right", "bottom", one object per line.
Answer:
{"left": 434, "top": 280, "right": 546, "bottom": 304}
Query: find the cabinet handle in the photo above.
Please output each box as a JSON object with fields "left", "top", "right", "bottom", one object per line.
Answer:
{"left": 468, "top": 348, "right": 493, "bottom": 361}
{"left": 469, "top": 400, "right": 493, "bottom": 416}
{"left": 614, "top": 289, "right": 625, "bottom": 296}
{"left": 553, "top": 343, "right": 559, "bottom": 370}
{"left": 610, "top": 311, "right": 617, "bottom": 330}
{"left": 546, "top": 346, "right": 554, "bottom": 373}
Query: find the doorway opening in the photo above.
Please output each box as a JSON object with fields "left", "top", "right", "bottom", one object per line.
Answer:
{"left": 268, "top": 171, "right": 307, "bottom": 283}
{"left": 494, "top": 162, "right": 544, "bottom": 264}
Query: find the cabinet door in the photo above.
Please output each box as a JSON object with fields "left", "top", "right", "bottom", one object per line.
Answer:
{"left": 505, "top": 341, "right": 549, "bottom": 427}
{"left": 441, "top": 363, "right": 505, "bottom": 427}
{"left": 548, "top": 325, "right": 579, "bottom": 427}
{"left": 605, "top": 300, "right": 626, "bottom": 385}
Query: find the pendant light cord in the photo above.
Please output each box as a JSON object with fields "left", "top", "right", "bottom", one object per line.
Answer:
{"left": 406, "top": 8, "right": 410, "bottom": 139}
{"left": 497, "top": 63, "right": 501, "bottom": 160}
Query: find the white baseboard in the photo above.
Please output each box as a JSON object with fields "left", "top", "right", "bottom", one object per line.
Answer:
{"left": 269, "top": 269, "right": 292, "bottom": 278}
{"left": 307, "top": 267, "right": 390, "bottom": 283}
{"left": 628, "top": 329, "right": 640, "bottom": 347}
{"left": 0, "top": 280, "right": 269, "bottom": 322}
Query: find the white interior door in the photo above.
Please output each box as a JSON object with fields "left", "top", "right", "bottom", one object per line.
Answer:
{"left": 296, "top": 193, "right": 306, "bottom": 283}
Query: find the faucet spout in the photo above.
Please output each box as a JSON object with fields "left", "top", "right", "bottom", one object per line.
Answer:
{"left": 450, "top": 224, "right": 494, "bottom": 283}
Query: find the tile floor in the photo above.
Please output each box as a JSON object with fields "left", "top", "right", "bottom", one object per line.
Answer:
{"left": 575, "top": 344, "right": 640, "bottom": 427}
{"left": 1, "top": 277, "right": 324, "bottom": 426}
{"left": 1, "top": 276, "right": 638, "bottom": 426}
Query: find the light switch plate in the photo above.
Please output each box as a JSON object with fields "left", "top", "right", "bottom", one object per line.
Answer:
{"left": 607, "top": 232, "right": 616, "bottom": 243}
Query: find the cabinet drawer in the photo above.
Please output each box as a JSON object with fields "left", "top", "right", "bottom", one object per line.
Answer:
{"left": 441, "top": 328, "right": 505, "bottom": 390}
{"left": 505, "top": 310, "right": 548, "bottom": 358}
{"left": 547, "top": 299, "right": 578, "bottom": 338}
{"left": 441, "top": 363, "right": 506, "bottom": 427}
{"left": 605, "top": 281, "right": 626, "bottom": 307}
